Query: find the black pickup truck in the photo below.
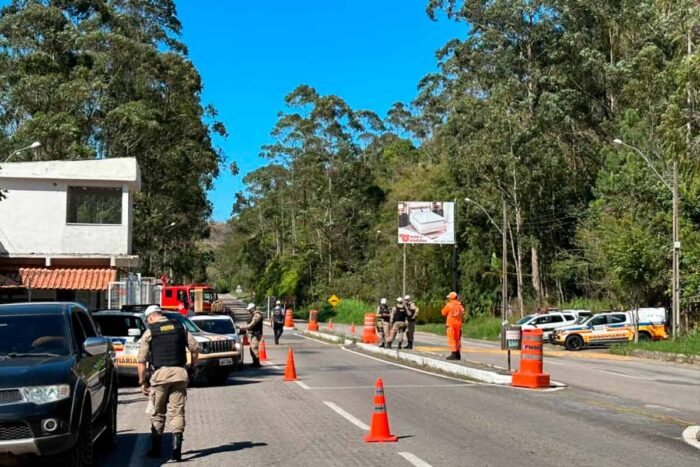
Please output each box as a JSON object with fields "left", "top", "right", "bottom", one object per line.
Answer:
{"left": 0, "top": 302, "right": 118, "bottom": 466}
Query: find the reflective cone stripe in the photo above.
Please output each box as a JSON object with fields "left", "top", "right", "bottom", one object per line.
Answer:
{"left": 512, "top": 329, "right": 550, "bottom": 389}
{"left": 361, "top": 313, "right": 379, "bottom": 344}
{"left": 364, "top": 378, "right": 398, "bottom": 443}
{"left": 283, "top": 347, "right": 298, "bottom": 381}
{"left": 259, "top": 339, "right": 269, "bottom": 362}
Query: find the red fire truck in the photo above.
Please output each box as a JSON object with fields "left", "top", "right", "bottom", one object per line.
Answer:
{"left": 160, "top": 283, "right": 218, "bottom": 313}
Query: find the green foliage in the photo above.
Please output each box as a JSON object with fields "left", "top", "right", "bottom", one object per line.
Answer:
{"left": 213, "top": 279, "right": 229, "bottom": 294}
{"left": 417, "top": 315, "right": 502, "bottom": 341}
{"left": 609, "top": 333, "right": 700, "bottom": 356}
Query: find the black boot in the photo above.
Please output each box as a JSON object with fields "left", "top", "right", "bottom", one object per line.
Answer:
{"left": 405, "top": 341, "right": 413, "bottom": 349}
{"left": 251, "top": 358, "right": 261, "bottom": 368}
{"left": 379, "top": 343, "right": 385, "bottom": 348}
{"left": 171, "top": 432, "right": 183, "bottom": 462}
{"left": 446, "top": 352, "right": 459, "bottom": 360}
{"left": 456, "top": 351, "right": 461, "bottom": 360}
{"left": 398, "top": 342, "right": 403, "bottom": 350}
{"left": 148, "top": 428, "right": 162, "bottom": 458}
{"left": 387, "top": 343, "right": 392, "bottom": 349}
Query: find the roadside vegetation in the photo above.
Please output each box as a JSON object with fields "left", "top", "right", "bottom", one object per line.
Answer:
{"left": 418, "top": 315, "right": 502, "bottom": 341}
{"left": 609, "top": 333, "right": 700, "bottom": 356}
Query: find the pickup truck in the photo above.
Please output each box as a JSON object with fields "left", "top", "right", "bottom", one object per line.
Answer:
{"left": 0, "top": 302, "right": 117, "bottom": 466}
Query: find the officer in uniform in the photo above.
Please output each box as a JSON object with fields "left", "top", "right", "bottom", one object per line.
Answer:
{"left": 375, "top": 298, "right": 391, "bottom": 347}
{"left": 137, "top": 305, "right": 200, "bottom": 462}
{"left": 404, "top": 295, "right": 419, "bottom": 349}
{"left": 387, "top": 297, "right": 408, "bottom": 349}
{"left": 238, "top": 303, "right": 264, "bottom": 367}
{"left": 272, "top": 300, "right": 285, "bottom": 345}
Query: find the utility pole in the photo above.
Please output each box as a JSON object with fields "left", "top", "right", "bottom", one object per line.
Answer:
{"left": 502, "top": 199, "right": 508, "bottom": 320}
{"left": 402, "top": 243, "right": 407, "bottom": 298}
{"left": 672, "top": 158, "right": 680, "bottom": 337}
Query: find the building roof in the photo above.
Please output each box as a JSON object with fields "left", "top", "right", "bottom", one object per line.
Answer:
{"left": 0, "top": 268, "right": 117, "bottom": 291}
{"left": 0, "top": 158, "right": 141, "bottom": 191}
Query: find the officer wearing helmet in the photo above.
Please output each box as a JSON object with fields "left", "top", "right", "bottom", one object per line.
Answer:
{"left": 137, "top": 305, "right": 200, "bottom": 461}
{"left": 404, "top": 295, "right": 419, "bottom": 349}
{"left": 387, "top": 297, "right": 408, "bottom": 349}
{"left": 272, "top": 300, "right": 285, "bottom": 345}
{"left": 375, "top": 298, "right": 391, "bottom": 348}
{"left": 238, "top": 303, "right": 264, "bottom": 367}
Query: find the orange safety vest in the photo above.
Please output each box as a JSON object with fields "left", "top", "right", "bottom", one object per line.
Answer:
{"left": 441, "top": 299, "right": 464, "bottom": 328}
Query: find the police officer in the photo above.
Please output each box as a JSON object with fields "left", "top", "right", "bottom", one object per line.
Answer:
{"left": 137, "top": 305, "right": 200, "bottom": 462}
{"left": 272, "top": 300, "right": 285, "bottom": 345}
{"left": 404, "top": 295, "right": 419, "bottom": 349}
{"left": 376, "top": 298, "right": 391, "bottom": 347}
{"left": 387, "top": 297, "right": 408, "bottom": 349}
{"left": 238, "top": 303, "right": 264, "bottom": 367}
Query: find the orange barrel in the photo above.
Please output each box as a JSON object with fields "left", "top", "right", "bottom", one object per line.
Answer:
{"left": 284, "top": 308, "right": 295, "bottom": 329}
{"left": 512, "top": 328, "right": 550, "bottom": 388}
{"left": 307, "top": 309, "right": 319, "bottom": 331}
{"left": 361, "top": 313, "right": 379, "bottom": 344}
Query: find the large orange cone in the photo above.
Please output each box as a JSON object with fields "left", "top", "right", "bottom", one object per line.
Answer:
{"left": 328, "top": 319, "right": 334, "bottom": 331}
{"left": 283, "top": 347, "right": 298, "bottom": 381}
{"left": 364, "top": 378, "right": 397, "bottom": 443}
{"left": 350, "top": 323, "right": 356, "bottom": 336}
{"left": 283, "top": 309, "right": 295, "bottom": 329}
{"left": 259, "top": 339, "right": 269, "bottom": 362}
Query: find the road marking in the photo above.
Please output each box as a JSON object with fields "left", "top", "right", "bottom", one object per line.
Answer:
{"left": 300, "top": 383, "right": 474, "bottom": 390}
{"left": 323, "top": 401, "right": 370, "bottom": 431}
{"left": 682, "top": 426, "right": 700, "bottom": 450}
{"left": 299, "top": 334, "right": 333, "bottom": 345}
{"left": 128, "top": 432, "right": 149, "bottom": 467}
{"left": 596, "top": 369, "right": 650, "bottom": 381}
{"left": 398, "top": 452, "right": 433, "bottom": 467}
{"left": 295, "top": 380, "right": 310, "bottom": 390}
{"left": 583, "top": 399, "right": 696, "bottom": 427}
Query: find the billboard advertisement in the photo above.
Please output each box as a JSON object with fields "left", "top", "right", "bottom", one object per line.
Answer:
{"left": 398, "top": 201, "right": 455, "bottom": 244}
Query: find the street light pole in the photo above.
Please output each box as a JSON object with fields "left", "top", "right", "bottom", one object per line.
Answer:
{"left": 3, "top": 141, "right": 41, "bottom": 162}
{"left": 613, "top": 138, "right": 680, "bottom": 336}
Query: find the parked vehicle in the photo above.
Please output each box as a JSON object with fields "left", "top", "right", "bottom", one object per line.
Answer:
{"left": 190, "top": 315, "right": 244, "bottom": 369}
{"left": 551, "top": 308, "right": 668, "bottom": 351}
{"left": 160, "top": 284, "right": 221, "bottom": 313}
{"left": 516, "top": 310, "right": 592, "bottom": 341}
{"left": 0, "top": 303, "right": 117, "bottom": 466}
{"left": 92, "top": 309, "right": 241, "bottom": 385}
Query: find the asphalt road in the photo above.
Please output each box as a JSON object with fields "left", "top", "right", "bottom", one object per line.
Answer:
{"left": 100, "top": 330, "right": 699, "bottom": 466}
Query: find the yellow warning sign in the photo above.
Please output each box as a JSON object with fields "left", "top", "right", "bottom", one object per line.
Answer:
{"left": 328, "top": 295, "right": 341, "bottom": 308}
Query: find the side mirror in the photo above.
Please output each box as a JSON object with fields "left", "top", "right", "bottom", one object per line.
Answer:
{"left": 84, "top": 337, "right": 110, "bottom": 356}
{"left": 128, "top": 328, "right": 142, "bottom": 337}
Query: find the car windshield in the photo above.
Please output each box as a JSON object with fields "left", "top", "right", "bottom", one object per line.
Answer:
{"left": 0, "top": 314, "right": 70, "bottom": 356}
{"left": 576, "top": 316, "right": 591, "bottom": 324}
{"left": 164, "top": 312, "right": 201, "bottom": 333}
{"left": 190, "top": 288, "right": 216, "bottom": 302}
{"left": 516, "top": 314, "right": 536, "bottom": 325}
{"left": 94, "top": 315, "right": 146, "bottom": 337}
{"left": 194, "top": 319, "right": 234, "bottom": 335}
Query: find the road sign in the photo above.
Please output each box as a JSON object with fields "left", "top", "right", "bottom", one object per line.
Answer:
{"left": 328, "top": 295, "right": 341, "bottom": 308}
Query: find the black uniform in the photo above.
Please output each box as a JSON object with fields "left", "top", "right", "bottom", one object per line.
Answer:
{"left": 272, "top": 306, "right": 285, "bottom": 344}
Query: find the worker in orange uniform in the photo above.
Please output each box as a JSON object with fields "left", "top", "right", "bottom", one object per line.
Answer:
{"left": 441, "top": 291, "right": 464, "bottom": 360}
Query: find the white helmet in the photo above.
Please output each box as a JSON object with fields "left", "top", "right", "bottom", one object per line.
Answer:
{"left": 404, "top": 295, "right": 411, "bottom": 301}
{"left": 247, "top": 303, "right": 256, "bottom": 311}
{"left": 380, "top": 298, "right": 387, "bottom": 305}
{"left": 144, "top": 305, "right": 161, "bottom": 317}
{"left": 396, "top": 297, "right": 404, "bottom": 304}
{"left": 276, "top": 300, "right": 281, "bottom": 306}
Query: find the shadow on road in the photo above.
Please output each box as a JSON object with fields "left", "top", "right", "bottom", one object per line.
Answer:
{"left": 183, "top": 441, "right": 268, "bottom": 461}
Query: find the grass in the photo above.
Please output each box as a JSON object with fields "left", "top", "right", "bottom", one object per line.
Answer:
{"left": 609, "top": 333, "right": 700, "bottom": 356}
{"left": 417, "top": 315, "right": 502, "bottom": 341}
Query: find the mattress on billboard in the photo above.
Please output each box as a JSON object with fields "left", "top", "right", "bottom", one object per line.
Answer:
{"left": 398, "top": 201, "right": 455, "bottom": 244}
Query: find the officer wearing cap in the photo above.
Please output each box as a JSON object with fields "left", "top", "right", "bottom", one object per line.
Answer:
{"left": 238, "top": 303, "right": 264, "bottom": 367}
{"left": 376, "top": 298, "right": 391, "bottom": 348}
{"left": 137, "top": 305, "right": 200, "bottom": 461}
{"left": 387, "top": 297, "right": 408, "bottom": 349}
{"left": 404, "top": 295, "right": 419, "bottom": 350}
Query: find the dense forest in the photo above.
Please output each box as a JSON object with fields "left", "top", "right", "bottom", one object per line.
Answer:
{"left": 0, "top": 0, "right": 228, "bottom": 282}
{"left": 214, "top": 0, "right": 700, "bottom": 328}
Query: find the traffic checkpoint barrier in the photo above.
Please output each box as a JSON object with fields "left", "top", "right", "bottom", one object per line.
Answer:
{"left": 259, "top": 339, "right": 269, "bottom": 362}
{"left": 283, "top": 309, "right": 295, "bottom": 329}
{"left": 512, "top": 328, "right": 550, "bottom": 389}
{"left": 364, "top": 378, "right": 397, "bottom": 443}
{"left": 361, "top": 313, "right": 379, "bottom": 344}
{"left": 283, "top": 347, "right": 298, "bottom": 381}
{"left": 307, "top": 309, "right": 319, "bottom": 331}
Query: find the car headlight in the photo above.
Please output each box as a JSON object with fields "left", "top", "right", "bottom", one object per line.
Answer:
{"left": 21, "top": 385, "right": 70, "bottom": 404}
{"left": 200, "top": 342, "right": 210, "bottom": 354}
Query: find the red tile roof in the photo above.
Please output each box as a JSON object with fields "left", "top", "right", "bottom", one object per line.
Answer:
{"left": 0, "top": 268, "right": 116, "bottom": 291}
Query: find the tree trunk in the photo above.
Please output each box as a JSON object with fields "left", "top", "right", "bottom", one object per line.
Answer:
{"left": 531, "top": 243, "right": 543, "bottom": 307}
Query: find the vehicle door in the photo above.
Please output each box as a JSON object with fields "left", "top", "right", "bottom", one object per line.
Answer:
{"left": 72, "top": 308, "right": 106, "bottom": 418}
{"left": 541, "top": 314, "right": 565, "bottom": 335}
{"left": 562, "top": 314, "right": 576, "bottom": 326}
{"left": 588, "top": 314, "right": 608, "bottom": 331}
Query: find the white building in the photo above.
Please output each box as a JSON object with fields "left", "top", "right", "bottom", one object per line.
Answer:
{"left": 0, "top": 158, "right": 141, "bottom": 307}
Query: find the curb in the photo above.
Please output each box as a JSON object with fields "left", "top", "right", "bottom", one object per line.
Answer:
{"left": 629, "top": 349, "right": 700, "bottom": 365}
{"left": 354, "top": 342, "right": 512, "bottom": 385}
{"left": 303, "top": 330, "right": 354, "bottom": 345}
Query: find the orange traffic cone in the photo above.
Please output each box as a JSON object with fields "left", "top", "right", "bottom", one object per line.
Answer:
{"left": 364, "top": 378, "right": 398, "bottom": 443}
{"left": 259, "top": 339, "right": 269, "bottom": 362}
{"left": 328, "top": 319, "right": 334, "bottom": 331}
{"left": 283, "top": 347, "right": 298, "bottom": 381}
{"left": 350, "top": 322, "right": 356, "bottom": 336}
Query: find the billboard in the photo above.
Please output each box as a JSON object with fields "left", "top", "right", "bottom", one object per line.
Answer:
{"left": 398, "top": 201, "right": 455, "bottom": 244}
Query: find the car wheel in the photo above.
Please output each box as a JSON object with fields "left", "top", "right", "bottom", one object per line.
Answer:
{"left": 638, "top": 332, "right": 651, "bottom": 342}
{"left": 100, "top": 387, "right": 118, "bottom": 449}
{"left": 565, "top": 335, "right": 584, "bottom": 351}
{"left": 59, "top": 405, "right": 93, "bottom": 466}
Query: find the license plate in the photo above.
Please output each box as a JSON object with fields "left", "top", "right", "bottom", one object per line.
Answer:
{"left": 219, "top": 358, "right": 233, "bottom": 366}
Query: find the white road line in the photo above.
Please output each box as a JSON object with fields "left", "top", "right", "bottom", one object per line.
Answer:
{"left": 682, "top": 425, "right": 700, "bottom": 450}
{"left": 596, "top": 369, "right": 650, "bottom": 381}
{"left": 323, "top": 401, "right": 370, "bottom": 431}
{"left": 295, "top": 380, "right": 310, "bottom": 390}
{"left": 307, "top": 383, "right": 474, "bottom": 390}
{"left": 128, "top": 432, "right": 149, "bottom": 467}
{"left": 398, "top": 452, "right": 433, "bottom": 467}
{"left": 299, "top": 333, "right": 333, "bottom": 345}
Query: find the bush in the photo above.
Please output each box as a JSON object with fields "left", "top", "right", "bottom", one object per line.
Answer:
{"left": 213, "top": 279, "right": 229, "bottom": 294}
{"left": 610, "top": 332, "right": 700, "bottom": 356}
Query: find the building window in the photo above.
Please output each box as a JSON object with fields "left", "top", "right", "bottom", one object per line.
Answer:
{"left": 67, "top": 186, "right": 122, "bottom": 224}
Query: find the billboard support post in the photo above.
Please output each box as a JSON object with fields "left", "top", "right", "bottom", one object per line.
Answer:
{"left": 403, "top": 244, "right": 407, "bottom": 298}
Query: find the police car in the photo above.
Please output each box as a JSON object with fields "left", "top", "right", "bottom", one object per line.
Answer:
{"left": 92, "top": 308, "right": 241, "bottom": 385}
{"left": 190, "top": 314, "right": 244, "bottom": 369}
{"left": 551, "top": 308, "right": 668, "bottom": 351}
{"left": 517, "top": 309, "right": 592, "bottom": 341}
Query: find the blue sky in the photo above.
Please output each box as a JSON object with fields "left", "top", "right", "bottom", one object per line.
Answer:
{"left": 175, "top": 1, "right": 464, "bottom": 221}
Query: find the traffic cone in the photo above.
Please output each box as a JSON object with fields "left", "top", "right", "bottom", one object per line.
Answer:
{"left": 364, "top": 378, "right": 398, "bottom": 443}
{"left": 350, "top": 322, "right": 356, "bottom": 336}
{"left": 328, "top": 319, "right": 334, "bottom": 331}
{"left": 283, "top": 348, "right": 298, "bottom": 381}
{"left": 259, "top": 339, "right": 269, "bottom": 362}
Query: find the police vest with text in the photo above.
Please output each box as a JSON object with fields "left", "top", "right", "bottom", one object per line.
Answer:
{"left": 149, "top": 320, "right": 187, "bottom": 369}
